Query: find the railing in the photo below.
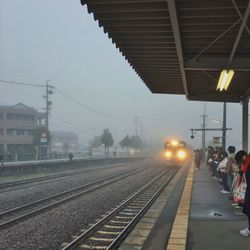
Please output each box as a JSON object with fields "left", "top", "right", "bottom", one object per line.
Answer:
{"left": 0, "top": 151, "right": 132, "bottom": 166}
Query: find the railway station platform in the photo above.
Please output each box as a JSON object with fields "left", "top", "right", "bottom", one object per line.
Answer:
{"left": 120, "top": 163, "right": 250, "bottom": 250}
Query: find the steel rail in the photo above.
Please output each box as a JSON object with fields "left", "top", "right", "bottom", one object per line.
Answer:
{"left": 0, "top": 171, "right": 84, "bottom": 189}
{"left": 0, "top": 161, "right": 142, "bottom": 192}
{"left": 62, "top": 167, "right": 177, "bottom": 250}
{"left": 0, "top": 166, "right": 150, "bottom": 230}
{"left": 107, "top": 169, "right": 177, "bottom": 249}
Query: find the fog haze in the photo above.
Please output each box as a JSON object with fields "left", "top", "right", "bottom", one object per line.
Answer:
{"left": 0, "top": 0, "right": 245, "bottom": 149}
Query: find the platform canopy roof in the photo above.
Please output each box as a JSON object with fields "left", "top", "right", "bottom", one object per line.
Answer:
{"left": 80, "top": 0, "right": 250, "bottom": 103}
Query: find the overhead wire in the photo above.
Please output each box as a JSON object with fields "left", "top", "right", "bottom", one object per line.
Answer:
{"left": 0, "top": 79, "right": 133, "bottom": 122}
{"left": 55, "top": 87, "right": 133, "bottom": 122}
{"left": 51, "top": 128, "right": 96, "bottom": 135}
{"left": 50, "top": 121, "right": 98, "bottom": 133}
{"left": 0, "top": 78, "right": 135, "bottom": 139}
{"left": 0, "top": 79, "right": 46, "bottom": 88}
{"left": 50, "top": 123, "right": 98, "bottom": 134}
{"left": 50, "top": 114, "right": 96, "bottom": 131}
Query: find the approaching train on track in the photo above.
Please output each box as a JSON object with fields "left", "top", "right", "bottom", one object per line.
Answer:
{"left": 163, "top": 139, "right": 189, "bottom": 163}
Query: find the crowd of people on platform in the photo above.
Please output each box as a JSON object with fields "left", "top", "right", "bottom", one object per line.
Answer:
{"left": 202, "top": 146, "right": 250, "bottom": 237}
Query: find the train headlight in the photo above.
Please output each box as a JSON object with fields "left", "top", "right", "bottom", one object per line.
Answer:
{"left": 164, "top": 151, "right": 172, "bottom": 158}
{"left": 177, "top": 150, "right": 186, "bottom": 160}
{"left": 170, "top": 139, "right": 179, "bottom": 147}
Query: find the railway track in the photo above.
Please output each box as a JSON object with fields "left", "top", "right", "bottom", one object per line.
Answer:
{"left": 0, "top": 161, "right": 146, "bottom": 193}
{"left": 0, "top": 170, "right": 84, "bottom": 189}
{"left": 0, "top": 165, "right": 150, "bottom": 230}
{"left": 62, "top": 167, "right": 178, "bottom": 250}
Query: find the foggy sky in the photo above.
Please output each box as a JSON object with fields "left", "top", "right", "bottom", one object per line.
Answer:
{"left": 0, "top": 0, "right": 246, "bottom": 149}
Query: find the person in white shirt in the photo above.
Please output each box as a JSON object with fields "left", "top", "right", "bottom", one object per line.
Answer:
{"left": 217, "top": 151, "right": 229, "bottom": 193}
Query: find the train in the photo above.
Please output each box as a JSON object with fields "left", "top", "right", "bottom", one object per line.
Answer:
{"left": 163, "top": 139, "right": 189, "bottom": 163}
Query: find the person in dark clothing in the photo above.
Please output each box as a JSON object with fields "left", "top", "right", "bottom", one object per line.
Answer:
{"left": 207, "top": 151, "right": 217, "bottom": 176}
{"left": 235, "top": 150, "right": 250, "bottom": 236}
{"left": 68, "top": 152, "right": 74, "bottom": 161}
{"left": 194, "top": 149, "right": 202, "bottom": 169}
{"left": 0, "top": 154, "right": 4, "bottom": 166}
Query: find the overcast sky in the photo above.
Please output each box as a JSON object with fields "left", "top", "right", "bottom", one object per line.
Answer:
{"left": 0, "top": 0, "right": 247, "bottom": 149}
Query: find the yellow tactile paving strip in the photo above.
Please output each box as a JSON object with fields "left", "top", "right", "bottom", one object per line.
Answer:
{"left": 166, "top": 164, "right": 194, "bottom": 250}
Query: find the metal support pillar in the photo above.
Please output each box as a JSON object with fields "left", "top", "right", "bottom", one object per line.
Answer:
{"left": 202, "top": 114, "right": 206, "bottom": 154}
{"left": 242, "top": 98, "right": 249, "bottom": 152}
{"left": 222, "top": 102, "right": 227, "bottom": 151}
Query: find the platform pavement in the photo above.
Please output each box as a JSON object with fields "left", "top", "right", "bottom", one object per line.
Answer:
{"left": 119, "top": 163, "right": 250, "bottom": 250}
{"left": 187, "top": 166, "right": 250, "bottom": 250}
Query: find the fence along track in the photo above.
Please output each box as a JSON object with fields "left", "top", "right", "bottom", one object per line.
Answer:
{"left": 62, "top": 167, "right": 178, "bottom": 250}
{"left": 0, "top": 165, "right": 150, "bottom": 230}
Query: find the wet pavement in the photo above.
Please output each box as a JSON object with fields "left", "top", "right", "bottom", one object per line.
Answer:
{"left": 187, "top": 167, "right": 250, "bottom": 250}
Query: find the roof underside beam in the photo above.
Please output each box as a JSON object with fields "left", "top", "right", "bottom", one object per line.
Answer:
{"left": 166, "top": 0, "right": 189, "bottom": 99}
{"left": 184, "top": 57, "right": 250, "bottom": 71}
{"left": 243, "top": 87, "right": 250, "bottom": 100}
{"left": 228, "top": 0, "right": 250, "bottom": 65}
{"left": 82, "top": 0, "right": 165, "bottom": 4}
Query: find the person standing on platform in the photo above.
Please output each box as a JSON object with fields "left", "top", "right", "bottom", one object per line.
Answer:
{"left": 217, "top": 151, "right": 229, "bottom": 193}
{"left": 68, "top": 152, "right": 74, "bottom": 161}
{"left": 0, "top": 154, "right": 4, "bottom": 166}
{"left": 226, "top": 146, "right": 237, "bottom": 193}
{"left": 235, "top": 150, "right": 250, "bottom": 237}
{"left": 194, "top": 149, "right": 202, "bottom": 170}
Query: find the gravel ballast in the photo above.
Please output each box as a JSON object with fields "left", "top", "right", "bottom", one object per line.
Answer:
{"left": 0, "top": 161, "right": 148, "bottom": 212}
{"left": 0, "top": 161, "right": 168, "bottom": 250}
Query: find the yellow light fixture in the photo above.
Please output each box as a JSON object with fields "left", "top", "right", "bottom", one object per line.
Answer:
{"left": 217, "top": 70, "right": 234, "bottom": 91}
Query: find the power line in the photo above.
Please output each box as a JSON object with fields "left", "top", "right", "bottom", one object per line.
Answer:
{"left": 51, "top": 120, "right": 98, "bottom": 132}
{"left": 51, "top": 125, "right": 97, "bottom": 135}
{"left": 55, "top": 88, "right": 132, "bottom": 122}
{"left": 0, "top": 79, "right": 46, "bottom": 88}
{"left": 0, "top": 78, "right": 132, "bottom": 122}
{"left": 51, "top": 113, "right": 132, "bottom": 136}
{"left": 51, "top": 119, "right": 96, "bottom": 132}
{"left": 51, "top": 115, "right": 95, "bottom": 130}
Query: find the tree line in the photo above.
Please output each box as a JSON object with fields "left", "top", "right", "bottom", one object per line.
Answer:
{"left": 89, "top": 128, "right": 144, "bottom": 156}
{"left": 32, "top": 127, "right": 144, "bottom": 157}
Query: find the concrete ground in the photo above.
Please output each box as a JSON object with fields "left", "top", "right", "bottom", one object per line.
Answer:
{"left": 187, "top": 167, "right": 250, "bottom": 250}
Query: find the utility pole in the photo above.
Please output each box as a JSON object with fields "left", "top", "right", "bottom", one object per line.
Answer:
{"left": 222, "top": 102, "right": 227, "bottom": 151}
{"left": 43, "top": 80, "right": 53, "bottom": 156}
{"left": 139, "top": 123, "right": 144, "bottom": 139}
{"left": 191, "top": 103, "right": 231, "bottom": 159}
{"left": 45, "top": 81, "right": 49, "bottom": 132}
{"left": 134, "top": 116, "right": 138, "bottom": 136}
{"left": 191, "top": 105, "right": 232, "bottom": 154}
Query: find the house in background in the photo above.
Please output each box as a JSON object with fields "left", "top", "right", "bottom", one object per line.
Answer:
{"left": 0, "top": 103, "right": 46, "bottom": 156}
